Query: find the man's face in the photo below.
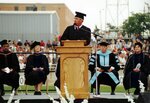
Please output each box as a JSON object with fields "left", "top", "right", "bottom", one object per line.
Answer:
{"left": 134, "top": 45, "right": 142, "bottom": 54}
{"left": 100, "top": 45, "right": 107, "bottom": 53}
{"left": 34, "top": 45, "right": 41, "bottom": 53}
{"left": 74, "top": 17, "right": 83, "bottom": 26}
{"left": 2, "top": 44, "right": 9, "bottom": 52}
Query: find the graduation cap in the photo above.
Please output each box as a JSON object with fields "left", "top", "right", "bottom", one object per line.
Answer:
{"left": 98, "top": 41, "right": 110, "bottom": 46}
{"left": 0, "top": 39, "right": 8, "bottom": 46}
{"left": 134, "top": 42, "right": 142, "bottom": 49}
{"left": 75, "top": 11, "right": 86, "bottom": 19}
{"left": 30, "top": 41, "right": 40, "bottom": 50}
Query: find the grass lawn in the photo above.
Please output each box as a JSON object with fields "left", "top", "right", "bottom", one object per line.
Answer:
{"left": 4, "top": 84, "right": 135, "bottom": 94}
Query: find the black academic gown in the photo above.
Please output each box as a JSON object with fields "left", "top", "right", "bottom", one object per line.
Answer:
{"left": 54, "top": 24, "right": 91, "bottom": 88}
{"left": 123, "top": 53, "right": 150, "bottom": 90}
{"left": 89, "top": 50, "right": 120, "bottom": 88}
{"left": 25, "top": 53, "right": 49, "bottom": 85}
{"left": 0, "top": 51, "right": 20, "bottom": 90}
{"left": 60, "top": 25, "right": 91, "bottom": 46}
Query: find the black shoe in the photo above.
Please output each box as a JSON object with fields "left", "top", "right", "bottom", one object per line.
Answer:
{"left": 97, "top": 92, "right": 100, "bottom": 95}
{"left": 54, "top": 80, "right": 60, "bottom": 89}
{"left": 34, "top": 91, "right": 41, "bottom": 95}
{"left": 134, "top": 89, "right": 140, "bottom": 95}
{"left": 110, "top": 92, "right": 115, "bottom": 95}
{"left": 0, "top": 90, "right": 5, "bottom": 96}
{"left": 0, "top": 95, "right": 4, "bottom": 103}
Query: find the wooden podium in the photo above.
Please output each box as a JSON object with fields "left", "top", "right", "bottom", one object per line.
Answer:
{"left": 56, "top": 40, "right": 91, "bottom": 99}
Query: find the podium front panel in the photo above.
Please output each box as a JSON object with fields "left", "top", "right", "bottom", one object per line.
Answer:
{"left": 60, "top": 54, "right": 89, "bottom": 98}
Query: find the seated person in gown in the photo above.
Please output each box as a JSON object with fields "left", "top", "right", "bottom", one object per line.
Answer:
{"left": 25, "top": 41, "right": 49, "bottom": 95}
{"left": 0, "top": 40, "right": 20, "bottom": 96}
{"left": 89, "top": 41, "right": 120, "bottom": 95}
{"left": 123, "top": 42, "right": 150, "bottom": 95}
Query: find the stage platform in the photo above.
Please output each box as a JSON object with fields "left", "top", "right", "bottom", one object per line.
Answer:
{"left": 2, "top": 93, "right": 132, "bottom": 103}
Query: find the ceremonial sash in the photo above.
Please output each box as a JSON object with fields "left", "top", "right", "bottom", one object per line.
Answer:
{"left": 89, "top": 71, "right": 101, "bottom": 84}
{"left": 90, "top": 71, "right": 119, "bottom": 84}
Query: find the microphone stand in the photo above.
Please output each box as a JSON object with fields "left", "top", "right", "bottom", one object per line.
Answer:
{"left": 95, "top": 35, "right": 98, "bottom": 95}
{"left": 95, "top": 34, "right": 102, "bottom": 95}
{"left": 92, "top": 34, "right": 103, "bottom": 96}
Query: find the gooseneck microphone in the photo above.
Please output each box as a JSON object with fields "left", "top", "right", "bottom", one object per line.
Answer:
{"left": 79, "top": 27, "right": 103, "bottom": 38}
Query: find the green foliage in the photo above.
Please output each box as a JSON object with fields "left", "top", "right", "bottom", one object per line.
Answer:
{"left": 107, "top": 23, "right": 119, "bottom": 32}
{"left": 122, "top": 12, "right": 150, "bottom": 35}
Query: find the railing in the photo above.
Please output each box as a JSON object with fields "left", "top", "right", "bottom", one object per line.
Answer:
{"left": 16, "top": 51, "right": 59, "bottom": 72}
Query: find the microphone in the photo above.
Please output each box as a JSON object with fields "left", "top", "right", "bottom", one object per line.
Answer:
{"left": 92, "top": 32, "right": 103, "bottom": 38}
{"left": 135, "top": 63, "right": 141, "bottom": 69}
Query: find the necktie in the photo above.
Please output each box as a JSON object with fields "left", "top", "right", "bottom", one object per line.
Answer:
{"left": 76, "top": 26, "right": 79, "bottom": 30}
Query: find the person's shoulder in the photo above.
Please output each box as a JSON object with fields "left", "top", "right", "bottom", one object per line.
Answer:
{"left": 67, "top": 25, "right": 74, "bottom": 28}
{"left": 143, "top": 53, "right": 149, "bottom": 59}
{"left": 28, "top": 54, "right": 34, "bottom": 58}
{"left": 41, "top": 53, "right": 47, "bottom": 58}
{"left": 127, "top": 54, "right": 134, "bottom": 60}
{"left": 109, "top": 52, "right": 117, "bottom": 57}
{"left": 110, "top": 52, "right": 115, "bottom": 55}
{"left": 82, "top": 25, "right": 91, "bottom": 31}
{"left": 0, "top": 52, "right": 4, "bottom": 56}
{"left": 64, "top": 25, "right": 74, "bottom": 31}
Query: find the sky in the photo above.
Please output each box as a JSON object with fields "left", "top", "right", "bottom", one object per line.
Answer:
{"left": 0, "top": 0, "right": 150, "bottom": 31}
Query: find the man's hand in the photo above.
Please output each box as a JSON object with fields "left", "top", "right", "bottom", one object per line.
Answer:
{"left": 133, "top": 68, "right": 140, "bottom": 72}
{"left": 2, "top": 67, "right": 12, "bottom": 73}
{"left": 33, "top": 67, "right": 44, "bottom": 71}
{"left": 39, "top": 67, "right": 44, "bottom": 71}
{"left": 33, "top": 68, "right": 37, "bottom": 71}
{"left": 96, "top": 67, "right": 104, "bottom": 72}
{"left": 108, "top": 67, "right": 114, "bottom": 72}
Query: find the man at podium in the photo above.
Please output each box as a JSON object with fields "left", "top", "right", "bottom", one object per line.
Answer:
{"left": 54, "top": 11, "right": 91, "bottom": 88}
{"left": 60, "top": 11, "right": 91, "bottom": 46}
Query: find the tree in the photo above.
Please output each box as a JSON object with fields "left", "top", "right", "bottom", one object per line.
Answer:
{"left": 93, "top": 25, "right": 100, "bottom": 35}
{"left": 106, "top": 23, "right": 121, "bottom": 32}
{"left": 107, "top": 23, "right": 117, "bottom": 30}
{"left": 122, "top": 13, "right": 150, "bottom": 35}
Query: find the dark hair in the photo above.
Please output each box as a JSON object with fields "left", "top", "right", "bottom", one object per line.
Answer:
{"left": 134, "top": 42, "right": 142, "bottom": 49}
{"left": 30, "top": 41, "right": 40, "bottom": 50}
{"left": 0, "top": 39, "right": 8, "bottom": 46}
